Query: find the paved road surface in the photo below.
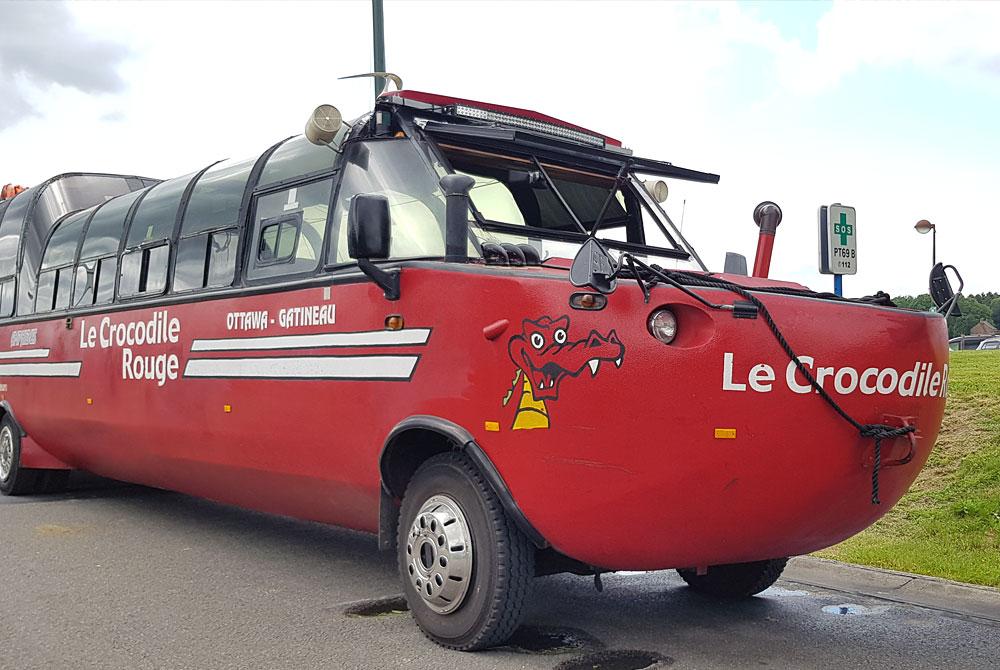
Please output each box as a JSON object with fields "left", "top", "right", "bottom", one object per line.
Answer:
{"left": 2, "top": 476, "right": 997, "bottom": 669}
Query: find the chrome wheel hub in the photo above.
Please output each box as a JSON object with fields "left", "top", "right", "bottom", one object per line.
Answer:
{"left": 406, "top": 494, "right": 473, "bottom": 614}
{"left": 0, "top": 425, "right": 13, "bottom": 482}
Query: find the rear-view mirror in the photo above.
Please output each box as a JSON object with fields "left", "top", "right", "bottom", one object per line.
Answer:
{"left": 569, "top": 237, "right": 617, "bottom": 294}
{"left": 929, "top": 262, "right": 964, "bottom": 318}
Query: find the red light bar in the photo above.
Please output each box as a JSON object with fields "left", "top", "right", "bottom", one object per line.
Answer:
{"left": 382, "top": 90, "right": 624, "bottom": 148}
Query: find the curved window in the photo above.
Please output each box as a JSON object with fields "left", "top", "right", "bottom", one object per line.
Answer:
{"left": 257, "top": 136, "right": 337, "bottom": 189}
{"left": 247, "top": 178, "right": 333, "bottom": 280}
{"left": 79, "top": 189, "right": 145, "bottom": 259}
{"left": 125, "top": 173, "right": 195, "bottom": 247}
{"left": 0, "top": 189, "right": 32, "bottom": 316}
{"left": 36, "top": 210, "right": 90, "bottom": 313}
{"left": 73, "top": 189, "right": 145, "bottom": 308}
{"left": 119, "top": 173, "right": 196, "bottom": 299}
{"left": 329, "top": 140, "right": 447, "bottom": 264}
{"left": 172, "top": 159, "right": 253, "bottom": 293}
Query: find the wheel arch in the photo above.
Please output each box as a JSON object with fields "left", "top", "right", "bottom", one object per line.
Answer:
{"left": 378, "top": 415, "right": 548, "bottom": 551}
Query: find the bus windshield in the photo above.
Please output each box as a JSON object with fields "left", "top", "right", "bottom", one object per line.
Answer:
{"left": 435, "top": 142, "right": 703, "bottom": 269}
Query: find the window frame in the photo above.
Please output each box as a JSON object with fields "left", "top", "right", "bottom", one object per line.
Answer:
{"left": 242, "top": 172, "right": 339, "bottom": 286}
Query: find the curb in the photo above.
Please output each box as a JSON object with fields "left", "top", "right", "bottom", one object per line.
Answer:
{"left": 784, "top": 556, "right": 1000, "bottom": 624}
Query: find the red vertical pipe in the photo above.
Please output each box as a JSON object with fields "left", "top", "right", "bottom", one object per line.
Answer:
{"left": 752, "top": 232, "right": 775, "bottom": 278}
{"left": 751, "top": 201, "right": 782, "bottom": 278}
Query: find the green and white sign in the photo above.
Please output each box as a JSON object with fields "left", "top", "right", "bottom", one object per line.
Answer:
{"left": 819, "top": 203, "right": 857, "bottom": 275}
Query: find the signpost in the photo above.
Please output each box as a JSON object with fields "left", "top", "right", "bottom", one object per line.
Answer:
{"left": 818, "top": 203, "right": 857, "bottom": 296}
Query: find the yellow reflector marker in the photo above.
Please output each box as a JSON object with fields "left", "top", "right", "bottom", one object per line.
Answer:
{"left": 714, "top": 428, "right": 737, "bottom": 439}
{"left": 224, "top": 404, "right": 232, "bottom": 413}
{"left": 86, "top": 398, "right": 93, "bottom": 405}
{"left": 484, "top": 421, "right": 500, "bottom": 432}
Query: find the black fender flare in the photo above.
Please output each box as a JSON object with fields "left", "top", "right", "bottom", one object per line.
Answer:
{"left": 0, "top": 401, "right": 26, "bottom": 436}
{"left": 379, "top": 414, "right": 548, "bottom": 550}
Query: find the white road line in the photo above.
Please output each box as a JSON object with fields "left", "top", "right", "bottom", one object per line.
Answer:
{"left": 183, "top": 355, "right": 419, "bottom": 380}
{"left": 190, "top": 329, "right": 431, "bottom": 352}
{"left": 0, "top": 362, "right": 81, "bottom": 377}
{"left": 0, "top": 348, "right": 50, "bottom": 359}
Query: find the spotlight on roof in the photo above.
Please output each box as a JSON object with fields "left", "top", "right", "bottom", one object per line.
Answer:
{"left": 305, "top": 104, "right": 344, "bottom": 146}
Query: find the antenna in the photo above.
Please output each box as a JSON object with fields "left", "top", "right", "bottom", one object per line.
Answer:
{"left": 679, "top": 199, "right": 687, "bottom": 234}
{"left": 339, "top": 72, "right": 403, "bottom": 98}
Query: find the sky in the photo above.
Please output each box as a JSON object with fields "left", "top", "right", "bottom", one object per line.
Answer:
{"left": 0, "top": 0, "right": 998, "bottom": 298}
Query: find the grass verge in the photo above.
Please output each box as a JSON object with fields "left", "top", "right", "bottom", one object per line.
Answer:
{"left": 815, "top": 351, "right": 1000, "bottom": 587}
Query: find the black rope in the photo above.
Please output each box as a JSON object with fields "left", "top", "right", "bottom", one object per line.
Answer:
{"left": 620, "top": 257, "right": 914, "bottom": 504}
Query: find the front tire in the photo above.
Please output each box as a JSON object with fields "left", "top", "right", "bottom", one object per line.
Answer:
{"left": 397, "top": 452, "right": 534, "bottom": 650}
{"left": 677, "top": 558, "right": 788, "bottom": 598}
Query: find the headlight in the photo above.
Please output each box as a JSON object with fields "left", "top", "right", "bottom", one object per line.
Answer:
{"left": 647, "top": 309, "right": 678, "bottom": 344}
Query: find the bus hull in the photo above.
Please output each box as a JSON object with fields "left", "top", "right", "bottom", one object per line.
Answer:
{"left": 1, "top": 263, "right": 947, "bottom": 571}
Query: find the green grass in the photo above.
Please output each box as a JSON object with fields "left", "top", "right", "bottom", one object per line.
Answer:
{"left": 816, "top": 351, "right": 1000, "bottom": 587}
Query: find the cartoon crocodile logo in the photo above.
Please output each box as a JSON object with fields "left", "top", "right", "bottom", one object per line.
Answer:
{"left": 503, "top": 315, "right": 624, "bottom": 430}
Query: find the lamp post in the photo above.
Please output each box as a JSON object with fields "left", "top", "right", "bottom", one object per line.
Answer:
{"left": 914, "top": 219, "right": 936, "bottom": 266}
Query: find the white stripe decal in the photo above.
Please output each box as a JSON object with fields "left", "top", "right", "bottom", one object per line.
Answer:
{"left": 190, "top": 329, "right": 431, "bottom": 352}
{"left": 0, "top": 348, "right": 50, "bottom": 359}
{"left": 0, "top": 362, "right": 81, "bottom": 377}
{"left": 183, "top": 355, "right": 419, "bottom": 380}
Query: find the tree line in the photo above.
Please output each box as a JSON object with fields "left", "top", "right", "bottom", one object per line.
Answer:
{"left": 893, "top": 292, "right": 1000, "bottom": 338}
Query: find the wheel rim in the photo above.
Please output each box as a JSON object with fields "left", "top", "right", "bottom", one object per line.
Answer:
{"left": 406, "top": 494, "right": 473, "bottom": 614}
{"left": 0, "top": 425, "right": 13, "bottom": 482}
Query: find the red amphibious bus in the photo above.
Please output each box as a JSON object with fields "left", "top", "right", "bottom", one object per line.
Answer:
{"left": 0, "top": 82, "right": 950, "bottom": 650}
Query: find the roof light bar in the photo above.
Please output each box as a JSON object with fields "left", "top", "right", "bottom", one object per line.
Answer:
{"left": 452, "top": 104, "right": 606, "bottom": 148}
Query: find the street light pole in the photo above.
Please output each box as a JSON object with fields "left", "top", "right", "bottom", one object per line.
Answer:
{"left": 372, "top": 0, "right": 385, "bottom": 100}
{"left": 914, "top": 219, "right": 937, "bottom": 266}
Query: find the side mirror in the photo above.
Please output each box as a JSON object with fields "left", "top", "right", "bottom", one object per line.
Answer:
{"left": 723, "top": 252, "right": 748, "bottom": 276}
{"left": 929, "top": 262, "right": 964, "bottom": 318}
{"left": 347, "top": 194, "right": 398, "bottom": 300}
{"left": 348, "top": 194, "right": 391, "bottom": 260}
{"left": 569, "top": 237, "right": 617, "bottom": 294}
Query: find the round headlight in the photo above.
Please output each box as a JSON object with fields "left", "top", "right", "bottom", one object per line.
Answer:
{"left": 648, "top": 309, "right": 678, "bottom": 344}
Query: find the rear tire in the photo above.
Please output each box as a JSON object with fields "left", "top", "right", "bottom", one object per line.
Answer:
{"left": 397, "top": 452, "right": 534, "bottom": 650}
{"left": 677, "top": 558, "right": 788, "bottom": 598}
{"left": 0, "top": 416, "right": 37, "bottom": 495}
{"left": 0, "top": 416, "right": 70, "bottom": 496}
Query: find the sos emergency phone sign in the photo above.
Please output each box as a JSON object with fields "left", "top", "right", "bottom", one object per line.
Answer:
{"left": 819, "top": 203, "right": 857, "bottom": 275}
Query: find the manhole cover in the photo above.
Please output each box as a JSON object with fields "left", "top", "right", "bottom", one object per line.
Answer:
{"left": 500, "top": 625, "right": 602, "bottom": 655}
{"left": 343, "top": 595, "right": 409, "bottom": 618}
{"left": 554, "top": 649, "right": 671, "bottom": 670}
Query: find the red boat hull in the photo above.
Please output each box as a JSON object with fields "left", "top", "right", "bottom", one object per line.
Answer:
{"left": 2, "top": 262, "right": 947, "bottom": 570}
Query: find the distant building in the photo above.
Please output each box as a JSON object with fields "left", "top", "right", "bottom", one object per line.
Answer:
{"left": 970, "top": 320, "right": 998, "bottom": 336}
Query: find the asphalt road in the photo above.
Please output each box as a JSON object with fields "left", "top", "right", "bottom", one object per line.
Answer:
{"left": 2, "top": 475, "right": 997, "bottom": 670}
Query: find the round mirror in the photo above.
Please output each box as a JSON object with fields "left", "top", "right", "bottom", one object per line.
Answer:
{"left": 305, "top": 104, "right": 343, "bottom": 146}
{"left": 914, "top": 219, "right": 934, "bottom": 234}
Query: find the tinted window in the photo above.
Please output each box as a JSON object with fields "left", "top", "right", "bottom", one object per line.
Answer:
{"left": 329, "top": 141, "right": 447, "bottom": 263}
{"left": 119, "top": 243, "right": 169, "bottom": 298}
{"left": 126, "top": 173, "right": 195, "bottom": 247}
{"left": 0, "top": 277, "right": 14, "bottom": 316}
{"left": 248, "top": 179, "right": 332, "bottom": 280}
{"left": 96, "top": 257, "right": 117, "bottom": 304}
{"left": 35, "top": 271, "right": 56, "bottom": 312}
{"left": 32, "top": 176, "right": 130, "bottom": 235}
{"left": 181, "top": 159, "right": 253, "bottom": 235}
{"left": 80, "top": 189, "right": 145, "bottom": 259}
{"left": 0, "top": 189, "right": 31, "bottom": 277}
{"left": 257, "top": 136, "right": 337, "bottom": 188}
{"left": 42, "top": 210, "right": 90, "bottom": 270}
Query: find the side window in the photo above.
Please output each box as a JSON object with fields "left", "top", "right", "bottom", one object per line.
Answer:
{"left": 247, "top": 178, "right": 332, "bottom": 280}
{"left": 328, "top": 141, "right": 447, "bottom": 264}
{"left": 0, "top": 190, "right": 31, "bottom": 317}
{"left": 257, "top": 136, "right": 338, "bottom": 189}
{"left": 257, "top": 213, "right": 301, "bottom": 265}
{"left": 36, "top": 210, "right": 90, "bottom": 313}
{"left": 73, "top": 189, "right": 145, "bottom": 308}
{"left": 172, "top": 159, "right": 252, "bottom": 293}
{"left": 119, "top": 173, "right": 194, "bottom": 299}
